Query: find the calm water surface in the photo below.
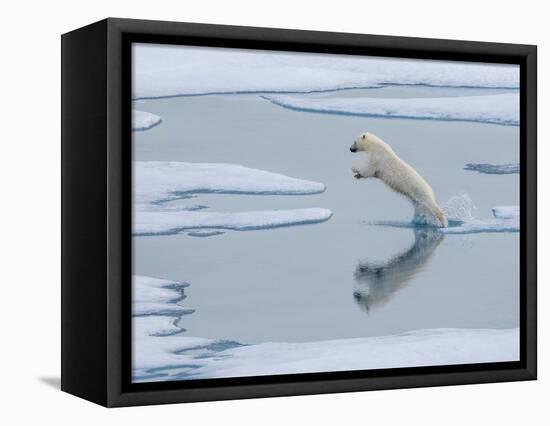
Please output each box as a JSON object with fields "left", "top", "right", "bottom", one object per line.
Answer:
{"left": 132, "top": 86, "right": 519, "bottom": 344}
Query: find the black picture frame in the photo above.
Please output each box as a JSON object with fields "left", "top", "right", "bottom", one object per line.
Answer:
{"left": 61, "top": 17, "right": 537, "bottom": 407}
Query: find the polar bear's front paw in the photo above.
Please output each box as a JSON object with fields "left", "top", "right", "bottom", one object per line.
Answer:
{"left": 351, "top": 165, "right": 363, "bottom": 179}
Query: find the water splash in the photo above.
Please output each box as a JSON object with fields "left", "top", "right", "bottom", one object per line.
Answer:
{"left": 442, "top": 193, "right": 477, "bottom": 224}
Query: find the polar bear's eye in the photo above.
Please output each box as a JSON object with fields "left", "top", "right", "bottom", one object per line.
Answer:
{"left": 362, "top": 135, "right": 366, "bottom": 140}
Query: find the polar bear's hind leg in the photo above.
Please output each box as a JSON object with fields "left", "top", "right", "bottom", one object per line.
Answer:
{"left": 413, "top": 201, "right": 447, "bottom": 228}
{"left": 434, "top": 206, "right": 448, "bottom": 227}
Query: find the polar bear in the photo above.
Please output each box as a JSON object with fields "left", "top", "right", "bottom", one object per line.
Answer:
{"left": 350, "top": 132, "right": 447, "bottom": 227}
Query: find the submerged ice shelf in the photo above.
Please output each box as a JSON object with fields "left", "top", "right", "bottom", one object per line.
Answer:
{"left": 133, "top": 44, "right": 519, "bottom": 98}
{"left": 133, "top": 162, "right": 331, "bottom": 236}
{"left": 132, "top": 110, "right": 162, "bottom": 131}
{"left": 444, "top": 204, "right": 519, "bottom": 234}
{"left": 442, "top": 218, "right": 519, "bottom": 234}
{"left": 368, "top": 203, "right": 519, "bottom": 235}
{"left": 263, "top": 93, "right": 519, "bottom": 125}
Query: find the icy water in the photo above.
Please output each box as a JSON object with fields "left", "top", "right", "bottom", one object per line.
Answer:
{"left": 132, "top": 85, "right": 519, "bottom": 344}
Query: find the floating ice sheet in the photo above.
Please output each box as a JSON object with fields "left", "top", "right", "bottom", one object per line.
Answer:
{"left": 133, "top": 321, "right": 519, "bottom": 382}
{"left": 134, "top": 162, "right": 327, "bottom": 206}
{"left": 133, "top": 275, "right": 193, "bottom": 317}
{"left": 442, "top": 218, "right": 519, "bottom": 234}
{"left": 133, "top": 44, "right": 519, "bottom": 98}
{"left": 492, "top": 206, "right": 520, "bottom": 219}
{"left": 263, "top": 93, "right": 519, "bottom": 125}
{"left": 135, "top": 208, "right": 333, "bottom": 236}
{"left": 133, "top": 162, "right": 331, "bottom": 236}
{"left": 369, "top": 218, "right": 519, "bottom": 234}
{"left": 132, "top": 110, "right": 162, "bottom": 131}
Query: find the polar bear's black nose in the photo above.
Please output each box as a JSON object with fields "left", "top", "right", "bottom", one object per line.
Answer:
{"left": 350, "top": 147, "right": 356, "bottom": 152}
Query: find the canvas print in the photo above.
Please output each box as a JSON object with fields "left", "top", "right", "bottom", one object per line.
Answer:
{"left": 131, "top": 43, "right": 520, "bottom": 383}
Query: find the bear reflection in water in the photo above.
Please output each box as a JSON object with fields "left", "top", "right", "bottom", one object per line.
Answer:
{"left": 353, "top": 228, "right": 444, "bottom": 313}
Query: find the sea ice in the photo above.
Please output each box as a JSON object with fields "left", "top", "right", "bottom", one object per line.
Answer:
{"left": 464, "top": 163, "right": 519, "bottom": 174}
{"left": 133, "top": 162, "right": 331, "bottom": 236}
{"left": 132, "top": 110, "right": 162, "bottom": 131}
{"left": 133, "top": 275, "right": 193, "bottom": 317}
{"left": 442, "top": 218, "right": 519, "bottom": 234}
{"left": 134, "top": 161, "right": 326, "bottom": 206}
{"left": 492, "top": 206, "right": 520, "bottom": 219}
{"left": 187, "top": 230, "right": 225, "bottom": 237}
{"left": 133, "top": 322, "right": 519, "bottom": 382}
{"left": 263, "top": 93, "right": 519, "bottom": 125}
{"left": 133, "top": 43, "right": 519, "bottom": 98}
{"left": 135, "top": 208, "right": 333, "bottom": 236}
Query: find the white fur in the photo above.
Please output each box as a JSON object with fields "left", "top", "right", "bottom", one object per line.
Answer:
{"left": 350, "top": 133, "right": 448, "bottom": 227}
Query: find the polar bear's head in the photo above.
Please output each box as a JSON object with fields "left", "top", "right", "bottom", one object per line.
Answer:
{"left": 350, "top": 132, "right": 376, "bottom": 153}
{"left": 350, "top": 132, "right": 391, "bottom": 155}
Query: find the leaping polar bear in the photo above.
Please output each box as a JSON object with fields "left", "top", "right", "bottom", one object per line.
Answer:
{"left": 350, "top": 132, "right": 448, "bottom": 228}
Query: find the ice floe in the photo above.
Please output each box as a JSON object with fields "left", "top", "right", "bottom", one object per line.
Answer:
{"left": 133, "top": 162, "right": 331, "bottom": 236}
{"left": 134, "top": 162, "right": 326, "bottom": 206}
{"left": 133, "top": 275, "right": 193, "bottom": 317}
{"left": 492, "top": 206, "right": 520, "bottom": 219}
{"left": 464, "top": 163, "right": 519, "bottom": 174}
{"left": 133, "top": 44, "right": 519, "bottom": 98}
{"left": 132, "top": 110, "right": 162, "bottom": 131}
{"left": 263, "top": 93, "right": 519, "bottom": 125}
{"left": 134, "top": 323, "right": 519, "bottom": 381}
{"left": 135, "top": 208, "right": 333, "bottom": 236}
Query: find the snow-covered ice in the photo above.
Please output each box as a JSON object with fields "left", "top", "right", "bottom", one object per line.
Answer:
{"left": 464, "top": 163, "right": 519, "bottom": 174}
{"left": 135, "top": 208, "right": 333, "bottom": 236}
{"left": 492, "top": 206, "right": 520, "bottom": 219}
{"left": 133, "top": 44, "right": 519, "bottom": 99}
{"left": 133, "top": 326, "right": 519, "bottom": 381}
{"left": 263, "top": 93, "right": 519, "bottom": 125}
{"left": 133, "top": 275, "right": 193, "bottom": 317}
{"left": 190, "top": 328, "right": 518, "bottom": 380}
{"left": 132, "top": 110, "right": 162, "bottom": 131}
{"left": 133, "top": 162, "right": 331, "bottom": 236}
{"left": 133, "top": 327, "right": 519, "bottom": 382}
{"left": 134, "top": 162, "right": 326, "bottom": 206}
